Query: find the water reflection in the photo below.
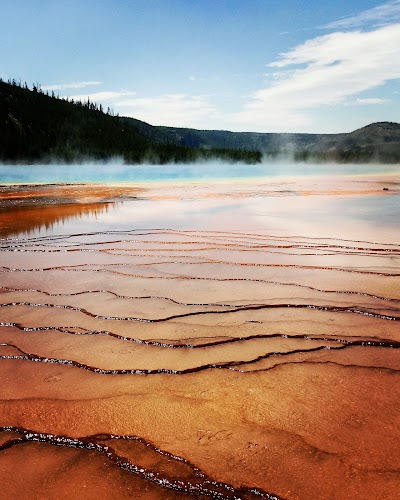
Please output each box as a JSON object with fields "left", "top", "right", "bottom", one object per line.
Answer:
{"left": 0, "top": 194, "right": 399, "bottom": 243}
{"left": 0, "top": 175, "right": 399, "bottom": 242}
{"left": 0, "top": 202, "right": 112, "bottom": 238}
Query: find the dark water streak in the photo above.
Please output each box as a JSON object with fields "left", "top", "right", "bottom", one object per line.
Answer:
{"left": 0, "top": 300, "right": 398, "bottom": 323}
{"left": 1, "top": 336, "right": 399, "bottom": 375}
{"left": 0, "top": 426, "right": 280, "bottom": 499}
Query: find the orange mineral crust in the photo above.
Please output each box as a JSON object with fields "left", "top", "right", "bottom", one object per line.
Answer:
{"left": 1, "top": 181, "right": 400, "bottom": 499}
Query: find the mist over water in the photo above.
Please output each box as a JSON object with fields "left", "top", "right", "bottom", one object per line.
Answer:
{"left": 1, "top": 161, "right": 400, "bottom": 184}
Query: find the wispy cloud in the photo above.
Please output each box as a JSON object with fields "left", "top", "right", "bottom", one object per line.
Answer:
{"left": 42, "top": 81, "right": 102, "bottom": 91}
{"left": 188, "top": 75, "right": 221, "bottom": 82}
{"left": 233, "top": 23, "right": 400, "bottom": 132}
{"left": 68, "top": 90, "right": 136, "bottom": 104}
{"left": 68, "top": 90, "right": 218, "bottom": 128}
{"left": 117, "top": 94, "right": 219, "bottom": 128}
{"left": 352, "top": 97, "right": 390, "bottom": 105}
{"left": 323, "top": 0, "right": 400, "bottom": 29}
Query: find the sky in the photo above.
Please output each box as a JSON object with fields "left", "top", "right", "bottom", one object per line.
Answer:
{"left": 1, "top": 0, "right": 400, "bottom": 133}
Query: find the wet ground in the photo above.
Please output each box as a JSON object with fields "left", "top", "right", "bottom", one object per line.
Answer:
{"left": 0, "top": 173, "right": 399, "bottom": 499}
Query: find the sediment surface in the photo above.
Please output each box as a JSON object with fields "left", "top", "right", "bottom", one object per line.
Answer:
{"left": 0, "top": 180, "right": 399, "bottom": 499}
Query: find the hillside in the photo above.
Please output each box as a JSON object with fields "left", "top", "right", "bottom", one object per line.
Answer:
{"left": 0, "top": 80, "right": 261, "bottom": 164}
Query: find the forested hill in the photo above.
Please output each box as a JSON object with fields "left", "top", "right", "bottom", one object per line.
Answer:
{"left": 0, "top": 80, "right": 261, "bottom": 164}
{"left": 1, "top": 79, "right": 399, "bottom": 164}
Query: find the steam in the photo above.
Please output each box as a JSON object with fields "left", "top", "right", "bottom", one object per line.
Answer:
{"left": 0, "top": 159, "right": 399, "bottom": 186}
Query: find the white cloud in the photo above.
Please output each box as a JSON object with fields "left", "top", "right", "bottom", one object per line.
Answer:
{"left": 42, "top": 81, "right": 102, "bottom": 91}
{"left": 233, "top": 23, "right": 400, "bottom": 132}
{"left": 68, "top": 90, "right": 136, "bottom": 104}
{"left": 352, "top": 97, "right": 390, "bottom": 105}
{"left": 67, "top": 90, "right": 218, "bottom": 128}
{"left": 323, "top": 0, "right": 400, "bottom": 29}
{"left": 188, "top": 75, "right": 221, "bottom": 82}
{"left": 118, "top": 94, "right": 219, "bottom": 128}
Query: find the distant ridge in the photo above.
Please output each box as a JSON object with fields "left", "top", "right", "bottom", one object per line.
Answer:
{"left": 155, "top": 121, "right": 400, "bottom": 162}
{"left": 349, "top": 122, "right": 400, "bottom": 142}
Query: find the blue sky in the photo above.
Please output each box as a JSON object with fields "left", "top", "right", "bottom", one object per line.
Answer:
{"left": 1, "top": 0, "right": 400, "bottom": 133}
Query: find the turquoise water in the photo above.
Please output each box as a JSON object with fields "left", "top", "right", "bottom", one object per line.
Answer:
{"left": 1, "top": 161, "right": 399, "bottom": 183}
